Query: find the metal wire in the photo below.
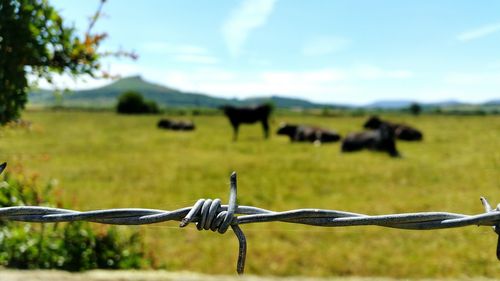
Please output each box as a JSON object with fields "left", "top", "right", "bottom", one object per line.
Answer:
{"left": 0, "top": 167, "right": 499, "bottom": 274}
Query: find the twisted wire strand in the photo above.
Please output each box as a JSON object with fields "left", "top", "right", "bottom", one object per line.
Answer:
{"left": 3, "top": 205, "right": 499, "bottom": 229}
{"left": 1, "top": 167, "right": 500, "bottom": 273}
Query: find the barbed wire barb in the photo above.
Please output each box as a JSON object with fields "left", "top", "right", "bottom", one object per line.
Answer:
{"left": 480, "top": 196, "right": 500, "bottom": 259}
{"left": 0, "top": 162, "right": 499, "bottom": 274}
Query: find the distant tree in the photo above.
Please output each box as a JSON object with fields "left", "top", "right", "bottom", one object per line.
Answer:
{"left": 0, "top": 0, "right": 135, "bottom": 124}
{"left": 409, "top": 102, "right": 422, "bottom": 116}
{"left": 321, "top": 107, "right": 330, "bottom": 116}
{"left": 116, "top": 91, "right": 159, "bottom": 114}
{"left": 146, "top": 100, "right": 160, "bottom": 114}
{"left": 433, "top": 107, "right": 443, "bottom": 114}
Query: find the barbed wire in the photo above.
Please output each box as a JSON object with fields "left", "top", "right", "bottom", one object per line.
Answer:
{"left": 1, "top": 163, "right": 500, "bottom": 274}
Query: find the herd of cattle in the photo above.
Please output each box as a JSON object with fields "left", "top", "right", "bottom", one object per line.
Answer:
{"left": 157, "top": 104, "right": 423, "bottom": 157}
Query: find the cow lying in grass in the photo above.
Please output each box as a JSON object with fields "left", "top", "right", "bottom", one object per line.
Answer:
{"left": 221, "top": 104, "right": 272, "bottom": 141}
{"left": 277, "top": 123, "right": 341, "bottom": 144}
{"left": 341, "top": 124, "right": 400, "bottom": 157}
{"left": 364, "top": 116, "right": 423, "bottom": 141}
{"left": 157, "top": 119, "right": 195, "bottom": 131}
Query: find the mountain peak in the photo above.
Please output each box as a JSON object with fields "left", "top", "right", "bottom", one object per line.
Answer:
{"left": 105, "top": 75, "right": 173, "bottom": 92}
{"left": 109, "top": 75, "right": 144, "bottom": 87}
{"left": 119, "top": 75, "right": 144, "bottom": 82}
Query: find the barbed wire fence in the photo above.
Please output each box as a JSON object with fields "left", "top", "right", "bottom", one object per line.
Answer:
{"left": 0, "top": 162, "right": 500, "bottom": 274}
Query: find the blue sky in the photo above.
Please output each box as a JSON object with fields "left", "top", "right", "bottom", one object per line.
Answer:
{"left": 44, "top": 0, "right": 500, "bottom": 105}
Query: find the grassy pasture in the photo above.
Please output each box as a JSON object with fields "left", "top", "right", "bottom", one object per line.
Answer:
{"left": 1, "top": 111, "right": 500, "bottom": 277}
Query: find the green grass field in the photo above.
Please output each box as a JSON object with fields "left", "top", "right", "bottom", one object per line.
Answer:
{"left": 2, "top": 111, "right": 500, "bottom": 278}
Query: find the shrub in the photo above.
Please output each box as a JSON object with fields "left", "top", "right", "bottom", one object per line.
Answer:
{"left": 116, "top": 91, "right": 159, "bottom": 114}
{"left": 409, "top": 103, "right": 422, "bottom": 116}
{"left": 0, "top": 167, "right": 148, "bottom": 271}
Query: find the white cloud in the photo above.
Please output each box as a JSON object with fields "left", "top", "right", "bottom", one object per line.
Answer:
{"left": 31, "top": 62, "right": 416, "bottom": 105}
{"left": 487, "top": 60, "right": 500, "bottom": 69}
{"left": 113, "top": 67, "right": 351, "bottom": 102}
{"left": 302, "top": 36, "right": 350, "bottom": 56}
{"left": 141, "top": 42, "right": 219, "bottom": 65}
{"left": 30, "top": 62, "right": 143, "bottom": 90}
{"left": 261, "top": 69, "right": 347, "bottom": 84}
{"left": 444, "top": 72, "right": 500, "bottom": 85}
{"left": 247, "top": 58, "right": 272, "bottom": 67}
{"left": 142, "top": 42, "right": 207, "bottom": 55}
{"left": 222, "top": 0, "right": 277, "bottom": 57}
{"left": 30, "top": 74, "right": 111, "bottom": 90}
{"left": 407, "top": 86, "right": 500, "bottom": 104}
{"left": 355, "top": 65, "right": 414, "bottom": 80}
{"left": 175, "top": 55, "right": 219, "bottom": 64}
{"left": 141, "top": 66, "right": 413, "bottom": 104}
{"left": 457, "top": 22, "right": 500, "bottom": 42}
{"left": 403, "top": 71, "right": 500, "bottom": 104}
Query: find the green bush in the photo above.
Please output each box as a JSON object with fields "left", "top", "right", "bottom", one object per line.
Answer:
{"left": 116, "top": 91, "right": 159, "bottom": 114}
{"left": 408, "top": 103, "right": 422, "bottom": 116}
{"left": 0, "top": 169, "right": 148, "bottom": 271}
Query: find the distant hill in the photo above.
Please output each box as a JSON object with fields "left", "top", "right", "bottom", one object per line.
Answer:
{"left": 367, "top": 99, "right": 467, "bottom": 109}
{"left": 425, "top": 100, "right": 465, "bottom": 107}
{"left": 28, "top": 76, "right": 500, "bottom": 111}
{"left": 484, "top": 99, "right": 500, "bottom": 106}
{"left": 28, "top": 76, "right": 342, "bottom": 109}
{"left": 29, "top": 76, "right": 230, "bottom": 108}
{"left": 366, "top": 100, "right": 414, "bottom": 109}
{"left": 242, "top": 96, "right": 349, "bottom": 109}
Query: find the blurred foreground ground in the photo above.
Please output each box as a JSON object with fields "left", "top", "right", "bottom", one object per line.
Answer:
{"left": 3, "top": 112, "right": 500, "bottom": 277}
{"left": 0, "top": 270, "right": 497, "bottom": 281}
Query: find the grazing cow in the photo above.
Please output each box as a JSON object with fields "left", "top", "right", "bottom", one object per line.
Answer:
{"left": 363, "top": 116, "right": 423, "bottom": 141}
{"left": 221, "top": 104, "right": 272, "bottom": 141}
{"left": 277, "top": 123, "right": 341, "bottom": 144}
{"left": 341, "top": 124, "right": 400, "bottom": 157}
{"left": 157, "top": 119, "right": 195, "bottom": 131}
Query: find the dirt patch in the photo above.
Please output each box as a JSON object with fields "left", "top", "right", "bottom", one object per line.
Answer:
{"left": 0, "top": 270, "right": 496, "bottom": 281}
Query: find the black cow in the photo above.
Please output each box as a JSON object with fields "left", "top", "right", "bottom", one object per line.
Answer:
{"left": 341, "top": 124, "right": 400, "bottom": 157}
{"left": 221, "top": 104, "right": 272, "bottom": 141}
{"left": 364, "top": 116, "right": 423, "bottom": 141}
{"left": 157, "top": 119, "right": 195, "bottom": 131}
{"left": 277, "top": 123, "right": 341, "bottom": 144}
{"left": 0, "top": 162, "right": 5, "bottom": 175}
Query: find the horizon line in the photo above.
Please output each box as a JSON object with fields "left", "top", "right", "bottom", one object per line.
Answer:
{"left": 34, "top": 75, "right": 500, "bottom": 107}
